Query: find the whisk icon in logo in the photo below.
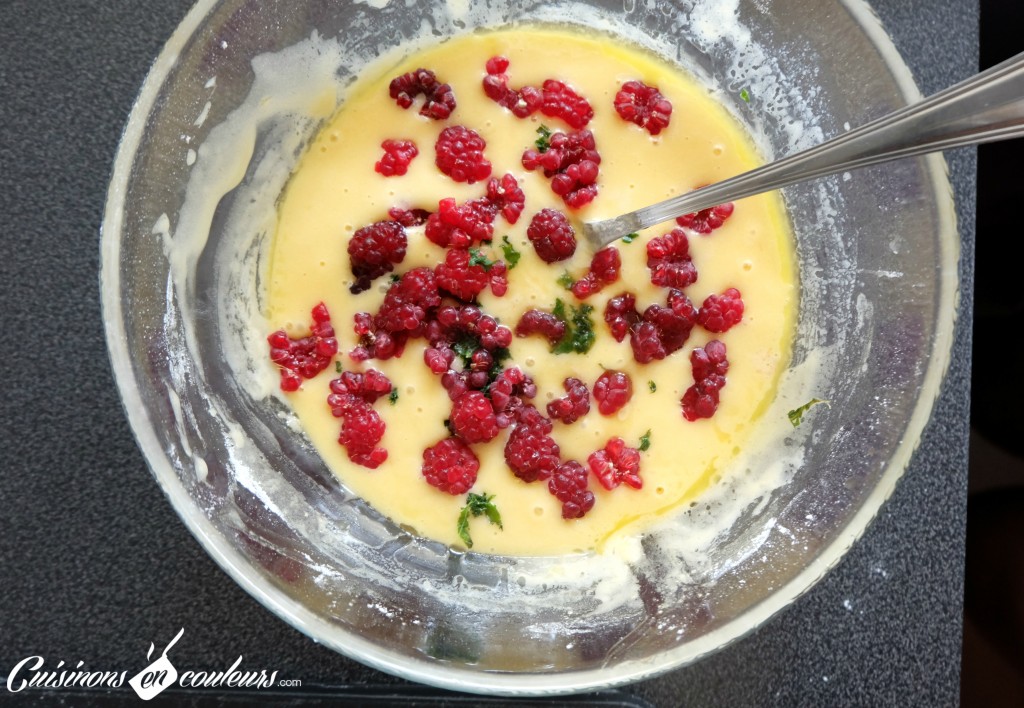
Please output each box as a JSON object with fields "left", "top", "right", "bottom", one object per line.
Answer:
{"left": 128, "top": 628, "right": 184, "bottom": 700}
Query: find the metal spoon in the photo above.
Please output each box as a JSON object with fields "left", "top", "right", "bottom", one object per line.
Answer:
{"left": 583, "top": 50, "right": 1024, "bottom": 249}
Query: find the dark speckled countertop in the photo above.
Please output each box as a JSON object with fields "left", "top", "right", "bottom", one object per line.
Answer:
{"left": 0, "top": 1, "right": 975, "bottom": 705}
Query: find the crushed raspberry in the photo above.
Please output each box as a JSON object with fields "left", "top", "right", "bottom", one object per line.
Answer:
{"left": 676, "top": 202, "right": 735, "bottom": 234}
{"left": 375, "top": 267, "right": 440, "bottom": 334}
{"left": 374, "top": 139, "right": 418, "bottom": 177}
{"left": 388, "top": 206, "right": 431, "bottom": 227}
{"left": 522, "top": 129, "right": 601, "bottom": 209}
{"left": 485, "top": 173, "right": 526, "bottom": 224}
{"left": 526, "top": 208, "right": 577, "bottom": 263}
{"left": 630, "top": 299, "right": 697, "bottom": 363}
{"left": 593, "top": 370, "right": 633, "bottom": 415}
{"left": 604, "top": 292, "right": 642, "bottom": 342}
{"left": 389, "top": 68, "right": 456, "bottom": 120}
{"left": 434, "top": 248, "right": 490, "bottom": 302}
{"left": 548, "top": 460, "right": 595, "bottom": 519}
{"left": 347, "top": 220, "right": 407, "bottom": 294}
{"left": 422, "top": 437, "right": 479, "bottom": 494}
{"left": 334, "top": 397, "right": 388, "bottom": 469}
{"left": 450, "top": 391, "right": 501, "bottom": 443}
{"left": 547, "top": 377, "right": 590, "bottom": 424}
{"left": 614, "top": 81, "right": 673, "bottom": 135}
{"left": 424, "top": 197, "right": 495, "bottom": 249}
{"left": 481, "top": 56, "right": 543, "bottom": 118}
{"left": 571, "top": 246, "right": 620, "bottom": 299}
{"left": 435, "top": 126, "right": 492, "bottom": 184}
{"left": 697, "top": 287, "right": 744, "bottom": 332}
{"left": 504, "top": 405, "right": 560, "bottom": 482}
{"left": 647, "top": 227, "right": 698, "bottom": 289}
{"left": 488, "top": 366, "right": 537, "bottom": 427}
{"left": 515, "top": 308, "right": 566, "bottom": 345}
{"left": 488, "top": 260, "right": 508, "bottom": 297}
{"left": 267, "top": 302, "right": 338, "bottom": 391}
{"left": 682, "top": 340, "right": 729, "bottom": 421}
{"left": 328, "top": 368, "right": 393, "bottom": 406}
{"left": 540, "top": 79, "right": 594, "bottom": 129}
{"left": 588, "top": 437, "right": 642, "bottom": 490}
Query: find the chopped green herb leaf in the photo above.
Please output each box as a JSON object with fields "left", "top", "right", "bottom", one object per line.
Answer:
{"left": 622, "top": 233, "right": 638, "bottom": 244}
{"left": 787, "top": 398, "right": 830, "bottom": 427}
{"left": 556, "top": 271, "right": 575, "bottom": 290}
{"left": 452, "top": 337, "right": 478, "bottom": 367}
{"left": 740, "top": 88, "right": 751, "bottom": 103}
{"left": 457, "top": 492, "right": 503, "bottom": 548}
{"left": 335, "top": 361, "right": 343, "bottom": 374}
{"left": 389, "top": 388, "right": 399, "bottom": 405}
{"left": 389, "top": 273, "right": 401, "bottom": 283}
{"left": 500, "top": 235, "right": 521, "bottom": 269}
{"left": 469, "top": 248, "right": 496, "bottom": 271}
{"left": 551, "top": 298, "right": 596, "bottom": 355}
{"left": 648, "top": 380, "right": 657, "bottom": 393}
{"left": 535, "top": 125, "right": 553, "bottom": 153}
{"left": 639, "top": 430, "right": 652, "bottom": 452}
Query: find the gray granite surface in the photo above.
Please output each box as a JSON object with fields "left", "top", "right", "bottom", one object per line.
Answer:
{"left": 0, "top": 0, "right": 975, "bottom": 705}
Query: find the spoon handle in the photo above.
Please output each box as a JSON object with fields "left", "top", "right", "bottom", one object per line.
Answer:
{"left": 585, "top": 50, "right": 1024, "bottom": 249}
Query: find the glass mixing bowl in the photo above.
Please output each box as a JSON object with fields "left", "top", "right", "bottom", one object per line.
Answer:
{"left": 101, "top": 0, "right": 957, "bottom": 696}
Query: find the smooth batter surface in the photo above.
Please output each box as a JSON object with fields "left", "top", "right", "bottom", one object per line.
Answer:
{"left": 265, "top": 27, "right": 796, "bottom": 556}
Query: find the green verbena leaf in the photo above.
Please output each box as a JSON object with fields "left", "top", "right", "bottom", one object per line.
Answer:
{"left": 389, "top": 388, "right": 399, "bottom": 405}
{"left": 468, "top": 248, "right": 496, "bottom": 272}
{"left": 457, "top": 493, "right": 503, "bottom": 548}
{"left": 639, "top": 429, "right": 652, "bottom": 452}
{"left": 740, "top": 88, "right": 751, "bottom": 102}
{"left": 551, "top": 300, "right": 595, "bottom": 355}
{"left": 648, "top": 380, "right": 656, "bottom": 393}
{"left": 500, "top": 235, "right": 521, "bottom": 269}
{"left": 621, "top": 233, "right": 638, "bottom": 244}
{"left": 535, "top": 125, "right": 553, "bottom": 153}
{"left": 787, "top": 398, "right": 830, "bottom": 427}
{"left": 556, "top": 271, "right": 575, "bottom": 290}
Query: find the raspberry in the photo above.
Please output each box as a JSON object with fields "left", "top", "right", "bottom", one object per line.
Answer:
{"left": 697, "top": 287, "right": 744, "bottom": 332}
{"left": 434, "top": 248, "right": 490, "bottom": 302}
{"left": 450, "top": 391, "right": 500, "bottom": 443}
{"left": 629, "top": 322, "right": 667, "bottom": 364}
{"left": 647, "top": 227, "right": 698, "bottom": 289}
{"left": 374, "top": 139, "right": 418, "bottom": 177}
{"left": 335, "top": 397, "right": 388, "bottom": 469}
{"left": 422, "top": 437, "right": 479, "bottom": 495}
{"left": 522, "top": 129, "right": 601, "bottom": 209}
{"left": 593, "top": 370, "right": 633, "bottom": 415}
{"left": 676, "top": 202, "right": 735, "bottom": 234}
{"left": 527, "top": 208, "right": 577, "bottom": 263}
{"left": 267, "top": 302, "right": 338, "bottom": 391}
{"left": 485, "top": 56, "right": 509, "bottom": 75}
{"left": 604, "top": 292, "right": 641, "bottom": 342}
{"left": 571, "top": 246, "right": 620, "bottom": 299}
{"left": 327, "top": 368, "right": 393, "bottom": 407}
{"left": 547, "top": 377, "right": 590, "bottom": 424}
{"left": 424, "top": 197, "right": 495, "bottom": 248}
{"left": 374, "top": 267, "right": 440, "bottom": 335}
{"left": 540, "top": 79, "right": 594, "bottom": 129}
{"left": 347, "top": 220, "right": 407, "bottom": 294}
{"left": 631, "top": 300, "right": 696, "bottom": 362}
{"left": 481, "top": 56, "right": 543, "bottom": 118}
{"left": 388, "top": 206, "right": 431, "bottom": 227}
{"left": 488, "top": 260, "right": 508, "bottom": 297}
{"left": 548, "top": 460, "right": 595, "bottom": 519}
{"left": 515, "top": 308, "right": 566, "bottom": 345}
{"left": 588, "top": 437, "right": 642, "bottom": 490}
{"left": 614, "top": 80, "right": 673, "bottom": 135}
{"left": 488, "top": 367, "right": 537, "bottom": 427}
{"left": 504, "top": 405, "right": 560, "bottom": 482}
{"left": 485, "top": 173, "right": 526, "bottom": 224}
{"left": 435, "top": 126, "right": 492, "bottom": 184}
{"left": 682, "top": 340, "right": 729, "bottom": 421}
{"left": 389, "top": 68, "right": 456, "bottom": 120}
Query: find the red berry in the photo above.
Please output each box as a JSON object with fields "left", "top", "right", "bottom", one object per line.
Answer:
{"left": 481, "top": 57, "right": 543, "bottom": 118}
{"left": 435, "top": 126, "right": 492, "bottom": 184}
{"left": 647, "top": 227, "right": 698, "bottom": 289}
{"left": 328, "top": 368, "right": 393, "bottom": 406}
{"left": 347, "top": 220, "right": 407, "bottom": 294}
{"left": 422, "top": 437, "right": 479, "bottom": 495}
{"left": 631, "top": 300, "right": 696, "bottom": 362}
{"left": 540, "top": 79, "right": 594, "bottom": 129}
{"left": 682, "top": 340, "right": 729, "bottom": 421}
{"left": 522, "top": 129, "right": 601, "bottom": 209}
{"left": 548, "top": 460, "right": 596, "bottom": 519}
{"left": 614, "top": 80, "right": 673, "bottom": 135}
{"left": 389, "top": 68, "right": 456, "bottom": 120}
{"left": 546, "top": 377, "right": 590, "bottom": 424}
{"left": 335, "top": 397, "right": 388, "bottom": 469}
{"left": 388, "top": 206, "right": 431, "bottom": 227}
{"left": 485, "top": 56, "right": 509, "bottom": 75}
{"left": 604, "top": 292, "right": 642, "bottom": 342}
{"left": 374, "top": 139, "right": 418, "bottom": 177}
{"left": 697, "top": 287, "right": 744, "bottom": 332}
{"left": 485, "top": 173, "right": 526, "bottom": 224}
{"left": 488, "top": 367, "right": 537, "bottom": 426}
{"left": 593, "top": 370, "right": 633, "bottom": 415}
{"left": 571, "top": 246, "right": 620, "bottom": 299}
{"left": 450, "top": 391, "right": 500, "bottom": 444}
{"left": 424, "top": 197, "right": 495, "bottom": 248}
{"left": 504, "top": 405, "right": 560, "bottom": 482}
{"left": 434, "top": 248, "right": 490, "bottom": 302}
{"left": 527, "top": 208, "right": 577, "bottom": 263}
{"left": 267, "top": 302, "right": 338, "bottom": 390}
{"left": 515, "top": 308, "right": 567, "bottom": 345}
{"left": 676, "top": 202, "right": 735, "bottom": 234}
{"left": 588, "top": 437, "right": 642, "bottom": 490}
